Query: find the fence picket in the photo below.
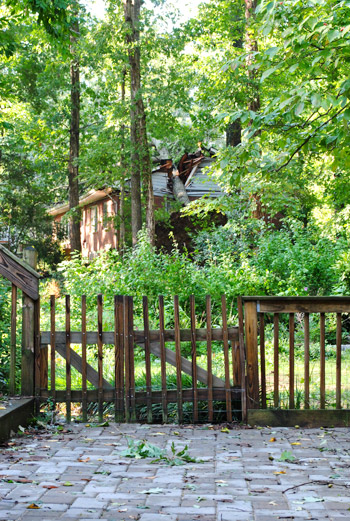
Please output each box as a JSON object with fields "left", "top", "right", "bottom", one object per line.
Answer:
{"left": 273, "top": 313, "right": 279, "bottom": 408}
{"left": 82, "top": 295, "right": 87, "bottom": 422}
{"left": 190, "top": 295, "right": 198, "bottom": 423}
{"left": 143, "top": 296, "right": 152, "bottom": 423}
{"left": 289, "top": 313, "right": 295, "bottom": 410}
{"left": 65, "top": 295, "right": 71, "bottom": 423}
{"left": 320, "top": 312, "right": 325, "bottom": 409}
{"left": 10, "top": 284, "right": 17, "bottom": 395}
{"left": 97, "top": 294, "right": 104, "bottom": 422}
{"left": 50, "top": 295, "right": 56, "bottom": 406}
{"left": 128, "top": 296, "right": 136, "bottom": 422}
{"left": 115, "top": 295, "right": 124, "bottom": 422}
{"left": 174, "top": 295, "right": 183, "bottom": 423}
{"left": 159, "top": 295, "right": 168, "bottom": 423}
{"left": 123, "top": 296, "right": 130, "bottom": 422}
{"left": 336, "top": 313, "right": 342, "bottom": 409}
{"left": 304, "top": 313, "right": 310, "bottom": 409}
{"left": 221, "top": 295, "right": 232, "bottom": 422}
{"left": 259, "top": 313, "right": 266, "bottom": 409}
{"left": 206, "top": 295, "right": 213, "bottom": 422}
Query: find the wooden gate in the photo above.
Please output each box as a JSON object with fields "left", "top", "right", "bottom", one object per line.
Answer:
{"left": 243, "top": 296, "right": 350, "bottom": 426}
{"left": 39, "top": 294, "right": 247, "bottom": 423}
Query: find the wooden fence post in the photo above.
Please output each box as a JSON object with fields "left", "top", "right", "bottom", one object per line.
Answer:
{"left": 21, "top": 246, "right": 38, "bottom": 396}
{"left": 244, "top": 300, "right": 259, "bottom": 409}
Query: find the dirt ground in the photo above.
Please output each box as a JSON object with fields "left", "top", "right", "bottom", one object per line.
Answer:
{"left": 0, "top": 422, "right": 350, "bottom": 521}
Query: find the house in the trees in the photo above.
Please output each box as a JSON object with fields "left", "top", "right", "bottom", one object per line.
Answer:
{"left": 50, "top": 154, "right": 222, "bottom": 258}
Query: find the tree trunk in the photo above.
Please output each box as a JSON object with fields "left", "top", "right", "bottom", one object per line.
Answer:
{"left": 172, "top": 174, "right": 190, "bottom": 206}
{"left": 124, "top": 0, "right": 154, "bottom": 246}
{"left": 119, "top": 68, "right": 126, "bottom": 253}
{"left": 244, "top": 0, "right": 260, "bottom": 114}
{"left": 226, "top": 119, "right": 242, "bottom": 147}
{"left": 68, "top": 18, "right": 81, "bottom": 253}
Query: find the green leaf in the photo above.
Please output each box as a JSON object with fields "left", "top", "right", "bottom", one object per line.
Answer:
{"left": 295, "top": 102, "right": 304, "bottom": 116}
{"left": 311, "top": 93, "right": 322, "bottom": 108}
{"left": 261, "top": 66, "right": 279, "bottom": 82}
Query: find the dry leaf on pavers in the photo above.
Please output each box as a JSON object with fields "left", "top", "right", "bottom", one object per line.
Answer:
{"left": 0, "top": 406, "right": 6, "bottom": 410}
{"left": 269, "top": 437, "right": 277, "bottom": 442}
{"left": 77, "top": 457, "right": 90, "bottom": 462}
{"left": 291, "top": 442, "right": 301, "bottom": 446}
{"left": 140, "top": 488, "right": 164, "bottom": 494}
{"left": 221, "top": 427, "right": 230, "bottom": 433}
{"left": 42, "top": 485, "right": 58, "bottom": 489}
{"left": 273, "top": 470, "right": 286, "bottom": 474}
{"left": 27, "top": 504, "right": 40, "bottom": 509}
{"left": 269, "top": 501, "right": 278, "bottom": 506}
{"left": 63, "top": 481, "right": 73, "bottom": 486}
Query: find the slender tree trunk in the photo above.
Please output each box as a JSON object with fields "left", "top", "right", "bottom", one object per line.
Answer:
{"left": 68, "top": 19, "right": 81, "bottom": 253}
{"left": 124, "top": 0, "right": 154, "bottom": 246}
{"left": 226, "top": 119, "right": 242, "bottom": 147}
{"left": 244, "top": 0, "right": 260, "bottom": 114}
{"left": 119, "top": 69, "right": 126, "bottom": 253}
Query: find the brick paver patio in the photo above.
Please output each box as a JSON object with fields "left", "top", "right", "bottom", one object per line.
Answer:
{"left": 0, "top": 423, "right": 349, "bottom": 520}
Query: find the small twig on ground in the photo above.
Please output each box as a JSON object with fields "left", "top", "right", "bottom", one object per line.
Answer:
{"left": 283, "top": 480, "right": 350, "bottom": 494}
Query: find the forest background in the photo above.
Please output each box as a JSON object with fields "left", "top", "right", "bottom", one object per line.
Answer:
{"left": 1, "top": 0, "right": 350, "bottom": 379}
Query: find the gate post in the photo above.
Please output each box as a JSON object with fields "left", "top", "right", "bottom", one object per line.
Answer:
{"left": 21, "top": 247, "right": 38, "bottom": 396}
{"left": 244, "top": 300, "right": 259, "bottom": 409}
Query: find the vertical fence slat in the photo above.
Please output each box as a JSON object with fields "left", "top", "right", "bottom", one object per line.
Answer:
{"left": 237, "top": 296, "right": 247, "bottom": 422}
{"left": 97, "top": 294, "right": 104, "bottom": 422}
{"left": 174, "top": 295, "right": 183, "bottom": 423}
{"left": 39, "top": 345, "right": 48, "bottom": 394}
{"left": 190, "top": 295, "right": 198, "bottom": 423}
{"left": 10, "top": 284, "right": 17, "bottom": 395}
{"left": 221, "top": 295, "right": 232, "bottom": 422}
{"left": 128, "top": 296, "right": 136, "bottom": 422}
{"left": 259, "top": 313, "right": 266, "bottom": 409}
{"left": 65, "top": 295, "right": 71, "bottom": 423}
{"left": 206, "top": 295, "right": 213, "bottom": 422}
{"left": 124, "top": 296, "right": 130, "bottom": 422}
{"left": 159, "top": 295, "right": 168, "bottom": 423}
{"left": 320, "top": 312, "right": 326, "bottom": 409}
{"left": 244, "top": 301, "right": 259, "bottom": 409}
{"left": 81, "top": 295, "right": 87, "bottom": 422}
{"left": 289, "top": 313, "right": 295, "bottom": 410}
{"left": 34, "top": 297, "right": 41, "bottom": 414}
{"left": 115, "top": 295, "right": 124, "bottom": 422}
{"left": 50, "top": 295, "right": 56, "bottom": 406}
{"left": 273, "top": 313, "right": 279, "bottom": 408}
{"left": 143, "top": 296, "right": 152, "bottom": 423}
{"left": 304, "top": 312, "right": 310, "bottom": 409}
{"left": 336, "top": 313, "right": 342, "bottom": 409}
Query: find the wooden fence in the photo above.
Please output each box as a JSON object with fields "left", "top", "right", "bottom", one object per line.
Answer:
{"left": 243, "top": 296, "right": 350, "bottom": 426}
{"left": 39, "top": 294, "right": 246, "bottom": 423}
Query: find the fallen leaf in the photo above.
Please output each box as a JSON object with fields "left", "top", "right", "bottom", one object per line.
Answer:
{"left": 0, "top": 406, "right": 6, "bottom": 410}
{"left": 42, "top": 485, "right": 58, "bottom": 489}
{"left": 269, "top": 501, "right": 277, "bottom": 506}
{"left": 221, "top": 427, "right": 230, "bottom": 434}
{"left": 77, "top": 457, "right": 90, "bottom": 463}
{"left": 291, "top": 442, "right": 301, "bottom": 446}
{"left": 63, "top": 481, "right": 73, "bottom": 486}
{"left": 273, "top": 470, "right": 286, "bottom": 475}
{"left": 140, "top": 488, "right": 163, "bottom": 494}
{"left": 269, "top": 437, "right": 276, "bottom": 442}
{"left": 295, "top": 425, "right": 300, "bottom": 429}
{"left": 27, "top": 504, "right": 40, "bottom": 509}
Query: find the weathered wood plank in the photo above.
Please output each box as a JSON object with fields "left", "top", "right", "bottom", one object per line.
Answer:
{"left": 65, "top": 295, "right": 71, "bottom": 423}
{"left": 40, "top": 327, "right": 239, "bottom": 345}
{"left": 289, "top": 313, "right": 295, "bottom": 409}
{"left": 274, "top": 313, "right": 279, "bottom": 408}
{"left": 248, "top": 409, "right": 350, "bottom": 428}
{"left": 237, "top": 296, "right": 247, "bottom": 422}
{"left": 244, "top": 301, "right": 259, "bottom": 409}
{"left": 50, "top": 296, "right": 56, "bottom": 404}
{"left": 21, "top": 294, "right": 35, "bottom": 396}
{"left": 128, "top": 296, "right": 136, "bottom": 422}
{"left": 320, "top": 312, "right": 325, "bottom": 410}
{"left": 336, "top": 313, "right": 342, "bottom": 409}
{"left": 97, "top": 294, "right": 103, "bottom": 422}
{"left": 143, "top": 296, "right": 152, "bottom": 423}
{"left": 115, "top": 295, "right": 124, "bottom": 422}
{"left": 206, "top": 295, "right": 213, "bottom": 422}
{"left": 222, "top": 294, "right": 232, "bottom": 422}
{"left": 304, "top": 313, "right": 310, "bottom": 409}
{"left": 10, "top": 284, "right": 17, "bottom": 395}
{"left": 243, "top": 296, "right": 350, "bottom": 314}
{"left": 259, "top": 313, "right": 266, "bottom": 409}
{"left": 0, "top": 245, "right": 39, "bottom": 300}
{"left": 159, "top": 295, "right": 168, "bottom": 423}
{"left": 81, "top": 295, "right": 87, "bottom": 422}
{"left": 174, "top": 295, "right": 183, "bottom": 423}
{"left": 190, "top": 295, "right": 198, "bottom": 423}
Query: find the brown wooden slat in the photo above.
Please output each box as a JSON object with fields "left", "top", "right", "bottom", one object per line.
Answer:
{"left": 40, "top": 327, "right": 239, "bottom": 345}
{"left": 222, "top": 294, "right": 232, "bottom": 422}
{"left": 336, "top": 313, "right": 342, "bottom": 409}
{"left": 0, "top": 245, "right": 39, "bottom": 300}
{"left": 143, "top": 296, "right": 152, "bottom": 423}
{"left": 232, "top": 339, "right": 240, "bottom": 388}
{"left": 43, "top": 386, "right": 242, "bottom": 404}
{"left": 40, "top": 345, "right": 48, "bottom": 390}
{"left": 237, "top": 296, "right": 247, "bottom": 422}
{"left": 274, "top": 313, "right": 279, "bottom": 409}
{"left": 81, "top": 295, "right": 87, "bottom": 422}
{"left": 244, "top": 301, "right": 259, "bottom": 409}
{"left": 21, "top": 293, "right": 35, "bottom": 396}
{"left": 289, "top": 313, "right": 295, "bottom": 410}
{"left": 128, "top": 296, "right": 136, "bottom": 422}
{"left": 50, "top": 295, "right": 56, "bottom": 405}
{"left": 159, "top": 295, "right": 168, "bottom": 423}
{"left": 206, "top": 295, "right": 213, "bottom": 422}
{"left": 115, "top": 295, "right": 124, "bottom": 422}
{"left": 34, "top": 297, "right": 41, "bottom": 414}
{"left": 252, "top": 297, "right": 350, "bottom": 314}
{"left": 9, "top": 284, "right": 17, "bottom": 395}
{"left": 190, "top": 295, "right": 198, "bottom": 423}
{"left": 304, "top": 313, "right": 310, "bottom": 409}
{"left": 259, "top": 313, "right": 266, "bottom": 409}
{"left": 97, "top": 294, "right": 103, "bottom": 422}
{"left": 320, "top": 312, "right": 325, "bottom": 410}
{"left": 174, "top": 295, "right": 183, "bottom": 423}
{"left": 124, "top": 295, "right": 130, "bottom": 422}
{"left": 65, "top": 295, "right": 71, "bottom": 422}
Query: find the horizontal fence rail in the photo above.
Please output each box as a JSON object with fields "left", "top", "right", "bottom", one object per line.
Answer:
{"left": 39, "top": 294, "right": 246, "bottom": 424}
{"left": 243, "top": 297, "right": 350, "bottom": 425}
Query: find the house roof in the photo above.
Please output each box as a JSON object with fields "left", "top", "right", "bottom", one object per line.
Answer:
{"left": 49, "top": 188, "right": 116, "bottom": 217}
{"left": 152, "top": 157, "right": 222, "bottom": 199}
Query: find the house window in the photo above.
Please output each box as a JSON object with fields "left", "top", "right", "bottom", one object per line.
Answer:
{"left": 91, "top": 206, "right": 98, "bottom": 233}
{"left": 103, "top": 202, "right": 109, "bottom": 230}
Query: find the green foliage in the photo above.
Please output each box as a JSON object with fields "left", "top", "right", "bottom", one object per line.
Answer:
{"left": 121, "top": 438, "right": 200, "bottom": 466}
